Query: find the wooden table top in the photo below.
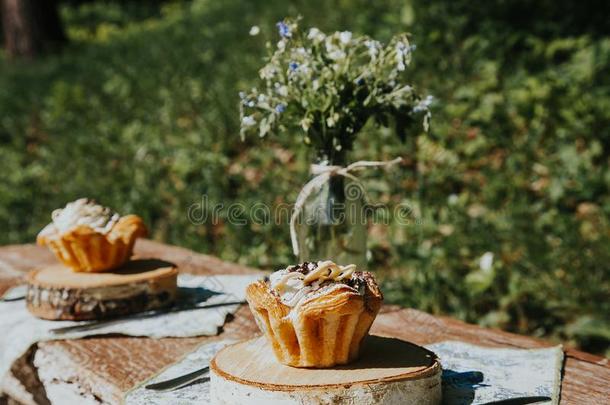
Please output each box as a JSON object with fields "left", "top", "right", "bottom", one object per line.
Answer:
{"left": 0, "top": 239, "right": 608, "bottom": 404}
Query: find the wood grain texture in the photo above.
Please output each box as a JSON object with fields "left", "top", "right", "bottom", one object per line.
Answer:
{"left": 26, "top": 261, "right": 178, "bottom": 321}
{"left": 211, "top": 336, "right": 442, "bottom": 405}
{"left": 0, "top": 240, "right": 608, "bottom": 404}
{"left": 211, "top": 336, "right": 440, "bottom": 388}
{"left": 29, "top": 262, "right": 176, "bottom": 288}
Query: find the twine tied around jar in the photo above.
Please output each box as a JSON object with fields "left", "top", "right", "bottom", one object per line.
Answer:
{"left": 289, "top": 157, "right": 403, "bottom": 257}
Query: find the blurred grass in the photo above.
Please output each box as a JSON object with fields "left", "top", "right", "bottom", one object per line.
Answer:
{"left": 0, "top": 0, "right": 608, "bottom": 355}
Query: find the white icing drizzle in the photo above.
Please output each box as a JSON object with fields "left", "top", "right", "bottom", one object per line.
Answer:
{"left": 303, "top": 260, "right": 356, "bottom": 284}
{"left": 50, "top": 198, "right": 120, "bottom": 234}
{"left": 269, "top": 261, "right": 359, "bottom": 308}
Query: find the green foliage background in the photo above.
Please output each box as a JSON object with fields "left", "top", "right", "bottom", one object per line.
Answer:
{"left": 1, "top": 0, "right": 608, "bottom": 354}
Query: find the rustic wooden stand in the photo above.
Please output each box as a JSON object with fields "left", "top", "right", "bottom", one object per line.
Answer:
{"left": 210, "top": 335, "right": 442, "bottom": 404}
{"left": 25, "top": 259, "right": 177, "bottom": 321}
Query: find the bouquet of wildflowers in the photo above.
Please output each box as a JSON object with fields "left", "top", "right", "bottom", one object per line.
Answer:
{"left": 239, "top": 18, "right": 432, "bottom": 163}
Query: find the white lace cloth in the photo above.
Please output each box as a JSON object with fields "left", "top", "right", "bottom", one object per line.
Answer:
{"left": 428, "top": 341, "right": 563, "bottom": 404}
{"left": 125, "top": 339, "right": 234, "bottom": 405}
{"left": 124, "top": 340, "right": 563, "bottom": 404}
{"left": 0, "top": 274, "right": 261, "bottom": 384}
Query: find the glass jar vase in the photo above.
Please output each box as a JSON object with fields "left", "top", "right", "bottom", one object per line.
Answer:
{"left": 294, "top": 155, "right": 368, "bottom": 268}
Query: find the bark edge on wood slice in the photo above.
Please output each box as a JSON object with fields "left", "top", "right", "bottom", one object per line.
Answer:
{"left": 25, "top": 259, "right": 178, "bottom": 321}
{"left": 210, "top": 335, "right": 442, "bottom": 404}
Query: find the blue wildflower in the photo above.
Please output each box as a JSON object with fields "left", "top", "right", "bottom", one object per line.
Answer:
{"left": 289, "top": 61, "right": 299, "bottom": 72}
{"left": 276, "top": 21, "right": 291, "bottom": 38}
{"left": 275, "top": 104, "right": 286, "bottom": 113}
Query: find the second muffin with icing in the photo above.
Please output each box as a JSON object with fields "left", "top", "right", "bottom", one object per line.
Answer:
{"left": 37, "top": 198, "right": 147, "bottom": 272}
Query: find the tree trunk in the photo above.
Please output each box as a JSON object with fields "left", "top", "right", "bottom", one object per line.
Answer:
{"left": 1, "top": 0, "right": 65, "bottom": 59}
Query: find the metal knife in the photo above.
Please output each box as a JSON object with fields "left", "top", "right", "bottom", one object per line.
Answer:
{"left": 145, "top": 366, "right": 210, "bottom": 391}
{"left": 0, "top": 284, "right": 27, "bottom": 302}
{"left": 49, "top": 300, "right": 245, "bottom": 335}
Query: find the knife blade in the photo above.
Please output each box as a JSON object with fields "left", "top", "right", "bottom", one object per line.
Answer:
{"left": 145, "top": 366, "right": 210, "bottom": 391}
{"left": 0, "top": 285, "right": 27, "bottom": 302}
{"left": 49, "top": 300, "right": 245, "bottom": 335}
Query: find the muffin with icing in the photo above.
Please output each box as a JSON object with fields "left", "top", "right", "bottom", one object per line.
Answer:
{"left": 246, "top": 260, "right": 383, "bottom": 368}
{"left": 37, "top": 198, "right": 147, "bottom": 272}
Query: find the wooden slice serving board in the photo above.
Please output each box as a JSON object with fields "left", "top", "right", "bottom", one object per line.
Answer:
{"left": 26, "top": 259, "right": 178, "bottom": 321}
{"left": 210, "top": 335, "right": 442, "bottom": 404}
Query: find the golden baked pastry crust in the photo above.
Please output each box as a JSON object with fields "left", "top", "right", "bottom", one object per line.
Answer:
{"left": 37, "top": 214, "right": 147, "bottom": 273}
{"left": 246, "top": 273, "right": 382, "bottom": 368}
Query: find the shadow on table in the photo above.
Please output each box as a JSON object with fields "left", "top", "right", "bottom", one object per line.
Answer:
{"left": 480, "top": 397, "right": 552, "bottom": 405}
{"left": 442, "top": 369, "right": 551, "bottom": 405}
{"left": 177, "top": 286, "right": 223, "bottom": 306}
{"left": 442, "top": 369, "right": 485, "bottom": 404}
{"left": 119, "top": 259, "right": 228, "bottom": 307}
{"left": 339, "top": 335, "right": 438, "bottom": 369}
{"left": 117, "top": 258, "right": 176, "bottom": 274}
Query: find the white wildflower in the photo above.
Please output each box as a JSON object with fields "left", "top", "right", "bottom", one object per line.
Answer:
{"left": 277, "top": 85, "right": 288, "bottom": 97}
{"left": 479, "top": 252, "right": 494, "bottom": 272}
{"left": 307, "top": 27, "right": 325, "bottom": 42}
{"left": 249, "top": 26, "right": 260, "bottom": 36}
{"left": 260, "top": 65, "right": 276, "bottom": 80}
{"left": 241, "top": 115, "right": 256, "bottom": 127}
{"left": 365, "top": 40, "right": 380, "bottom": 60}
{"left": 396, "top": 41, "right": 406, "bottom": 54}
{"left": 339, "top": 31, "right": 352, "bottom": 44}
{"left": 325, "top": 38, "right": 345, "bottom": 60}
{"left": 395, "top": 41, "right": 410, "bottom": 71}
{"left": 327, "top": 112, "right": 339, "bottom": 127}
{"left": 413, "top": 95, "right": 434, "bottom": 113}
{"left": 300, "top": 117, "right": 312, "bottom": 132}
{"left": 329, "top": 50, "right": 346, "bottom": 60}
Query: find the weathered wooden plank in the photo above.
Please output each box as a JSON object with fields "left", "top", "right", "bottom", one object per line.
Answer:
{"left": 33, "top": 305, "right": 259, "bottom": 404}
{"left": 1, "top": 241, "right": 608, "bottom": 404}
{"left": 560, "top": 357, "right": 610, "bottom": 403}
{"left": 0, "top": 244, "right": 54, "bottom": 297}
{"left": 35, "top": 337, "right": 208, "bottom": 404}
